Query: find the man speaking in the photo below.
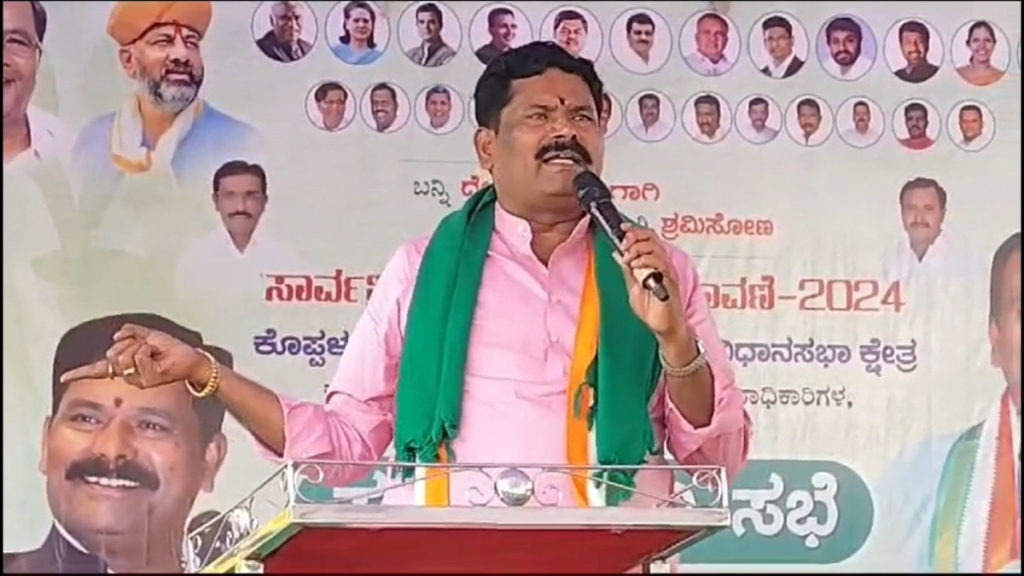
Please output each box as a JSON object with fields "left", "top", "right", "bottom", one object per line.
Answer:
{"left": 59, "top": 42, "right": 751, "bottom": 509}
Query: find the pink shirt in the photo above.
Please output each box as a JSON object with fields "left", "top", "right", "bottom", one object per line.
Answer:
{"left": 259, "top": 204, "right": 751, "bottom": 506}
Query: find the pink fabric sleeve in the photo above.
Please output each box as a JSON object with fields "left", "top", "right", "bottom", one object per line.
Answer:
{"left": 652, "top": 247, "right": 752, "bottom": 481}
{"left": 252, "top": 240, "right": 426, "bottom": 487}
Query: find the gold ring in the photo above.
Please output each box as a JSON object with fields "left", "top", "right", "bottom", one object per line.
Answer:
{"left": 122, "top": 365, "right": 137, "bottom": 378}
{"left": 106, "top": 361, "right": 116, "bottom": 380}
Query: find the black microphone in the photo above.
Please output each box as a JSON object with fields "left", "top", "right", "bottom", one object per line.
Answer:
{"left": 573, "top": 168, "right": 671, "bottom": 303}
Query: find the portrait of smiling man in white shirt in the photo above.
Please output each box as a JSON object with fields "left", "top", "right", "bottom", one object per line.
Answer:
{"left": 883, "top": 177, "right": 977, "bottom": 289}
{"left": 2, "top": 0, "right": 71, "bottom": 172}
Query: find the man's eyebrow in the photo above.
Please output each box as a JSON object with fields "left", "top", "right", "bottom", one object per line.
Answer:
{"left": 523, "top": 102, "right": 596, "bottom": 113}
{"left": 61, "top": 398, "right": 105, "bottom": 413}
{"left": 137, "top": 406, "right": 180, "bottom": 423}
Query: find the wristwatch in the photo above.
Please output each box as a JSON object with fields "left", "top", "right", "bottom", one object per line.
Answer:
{"left": 659, "top": 338, "right": 708, "bottom": 378}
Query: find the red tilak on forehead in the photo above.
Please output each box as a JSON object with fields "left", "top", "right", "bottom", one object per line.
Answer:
{"left": 133, "top": 23, "right": 199, "bottom": 44}
{"left": 170, "top": 24, "right": 193, "bottom": 40}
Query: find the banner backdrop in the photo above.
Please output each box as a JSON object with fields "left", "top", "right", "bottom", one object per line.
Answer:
{"left": 2, "top": 0, "right": 1020, "bottom": 572}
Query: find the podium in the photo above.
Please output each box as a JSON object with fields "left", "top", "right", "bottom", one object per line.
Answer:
{"left": 186, "top": 460, "right": 730, "bottom": 573}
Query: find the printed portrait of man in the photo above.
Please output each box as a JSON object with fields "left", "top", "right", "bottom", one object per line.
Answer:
{"left": 2, "top": 313, "right": 232, "bottom": 574}
{"left": 173, "top": 161, "right": 300, "bottom": 351}
{"left": 311, "top": 81, "right": 351, "bottom": 132}
{"left": 403, "top": 2, "right": 457, "bottom": 68}
{"left": 362, "top": 82, "right": 409, "bottom": 134}
{"left": 474, "top": 6, "right": 518, "bottom": 65}
{"left": 417, "top": 84, "right": 459, "bottom": 135}
{"left": 2, "top": 0, "right": 71, "bottom": 171}
{"left": 616, "top": 10, "right": 663, "bottom": 73}
{"left": 953, "top": 102, "right": 991, "bottom": 152}
{"left": 682, "top": 11, "right": 736, "bottom": 77}
{"left": 788, "top": 96, "right": 830, "bottom": 147}
{"left": 820, "top": 15, "right": 874, "bottom": 80}
{"left": 838, "top": 98, "right": 882, "bottom": 149}
{"left": 871, "top": 231, "right": 1020, "bottom": 573}
{"left": 739, "top": 96, "right": 779, "bottom": 145}
{"left": 70, "top": 1, "right": 262, "bottom": 195}
{"left": 897, "top": 101, "right": 936, "bottom": 151}
{"left": 890, "top": 19, "right": 940, "bottom": 83}
{"left": 255, "top": 1, "right": 313, "bottom": 63}
{"left": 686, "top": 93, "right": 729, "bottom": 144}
{"left": 757, "top": 14, "right": 805, "bottom": 79}
{"left": 628, "top": 91, "right": 672, "bottom": 143}
{"left": 882, "top": 177, "right": 975, "bottom": 287}
{"left": 551, "top": 8, "right": 588, "bottom": 58}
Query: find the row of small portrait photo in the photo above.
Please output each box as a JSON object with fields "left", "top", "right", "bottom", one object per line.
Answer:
{"left": 303, "top": 79, "right": 999, "bottom": 153}
{"left": 255, "top": 0, "right": 1020, "bottom": 87}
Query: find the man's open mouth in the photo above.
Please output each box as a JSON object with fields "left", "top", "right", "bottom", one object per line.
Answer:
{"left": 541, "top": 151, "right": 581, "bottom": 165}
{"left": 81, "top": 475, "right": 142, "bottom": 489}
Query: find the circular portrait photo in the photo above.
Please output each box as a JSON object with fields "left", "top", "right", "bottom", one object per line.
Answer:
{"left": 947, "top": 100, "right": 995, "bottom": 152}
{"left": 785, "top": 95, "right": 834, "bottom": 147}
{"left": 305, "top": 80, "right": 356, "bottom": 132}
{"left": 469, "top": 3, "right": 533, "bottom": 66}
{"left": 950, "top": 19, "right": 1011, "bottom": 87}
{"left": 835, "top": 96, "right": 884, "bottom": 149}
{"left": 414, "top": 84, "right": 465, "bottom": 136}
{"left": 679, "top": 10, "right": 741, "bottom": 77}
{"left": 884, "top": 18, "right": 943, "bottom": 84}
{"left": 609, "top": 7, "right": 672, "bottom": 75}
{"left": 625, "top": 89, "right": 675, "bottom": 144}
{"left": 892, "top": 99, "right": 941, "bottom": 152}
{"left": 251, "top": 1, "right": 318, "bottom": 64}
{"left": 816, "top": 14, "right": 877, "bottom": 81}
{"left": 360, "top": 82, "right": 411, "bottom": 134}
{"left": 326, "top": 0, "right": 390, "bottom": 66}
{"left": 681, "top": 92, "right": 732, "bottom": 144}
{"left": 539, "top": 5, "right": 603, "bottom": 61}
{"left": 599, "top": 92, "right": 623, "bottom": 138}
{"left": 747, "top": 12, "right": 809, "bottom": 80}
{"left": 397, "top": 1, "right": 462, "bottom": 68}
{"left": 735, "top": 94, "right": 782, "bottom": 145}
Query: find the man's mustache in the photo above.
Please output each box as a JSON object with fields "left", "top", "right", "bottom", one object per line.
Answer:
{"left": 229, "top": 211, "right": 252, "bottom": 219}
{"left": 66, "top": 456, "right": 160, "bottom": 491}
{"left": 911, "top": 221, "right": 930, "bottom": 228}
{"left": 536, "top": 138, "right": 592, "bottom": 165}
{"left": 834, "top": 50, "right": 852, "bottom": 60}
{"left": 162, "top": 61, "right": 199, "bottom": 85}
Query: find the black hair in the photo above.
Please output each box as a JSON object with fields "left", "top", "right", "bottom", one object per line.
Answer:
{"left": 989, "top": 232, "right": 1021, "bottom": 322}
{"left": 51, "top": 313, "right": 233, "bottom": 446}
{"left": 472, "top": 41, "right": 604, "bottom": 131}
{"left": 212, "top": 160, "right": 268, "bottom": 195}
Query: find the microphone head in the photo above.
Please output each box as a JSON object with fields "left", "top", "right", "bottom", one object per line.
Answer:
{"left": 573, "top": 169, "right": 611, "bottom": 208}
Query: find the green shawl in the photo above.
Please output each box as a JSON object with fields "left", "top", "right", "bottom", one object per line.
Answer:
{"left": 393, "top": 186, "right": 662, "bottom": 505}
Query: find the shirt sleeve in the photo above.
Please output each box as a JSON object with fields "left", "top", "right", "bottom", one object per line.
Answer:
{"left": 655, "top": 246, "right": 752, "bottom": 481}
{"left": 252, "top": 240, "right": 424, "bottom": 486}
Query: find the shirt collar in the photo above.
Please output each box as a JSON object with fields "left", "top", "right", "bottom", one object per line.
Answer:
{"left": 769, "top": 53, "right": 795, "bottom": 75}
{"left": 219, "top": 223, "right": 261, "bottom": 256}
{"left": 493, "top": 201, "right": 592, "bottom": 255}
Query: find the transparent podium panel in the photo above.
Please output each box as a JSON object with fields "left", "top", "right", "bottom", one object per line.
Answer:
{"left": 186, "top": 461, "right": 730, "bottom": 574}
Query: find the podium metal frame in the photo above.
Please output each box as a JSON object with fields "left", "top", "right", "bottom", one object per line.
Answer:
{"left": 186, "top": 460, "right": 730, "bottom": 573}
